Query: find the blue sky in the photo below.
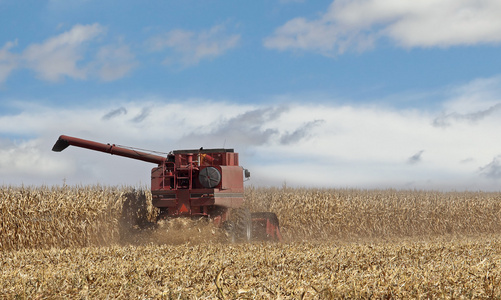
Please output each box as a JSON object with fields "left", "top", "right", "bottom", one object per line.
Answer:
{"left": 1, "top": 0, "right": 501, "bottom": 190}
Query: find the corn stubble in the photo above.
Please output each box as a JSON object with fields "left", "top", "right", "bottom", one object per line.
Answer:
{"left": 2, "top": 185, "right": 501, "bottom": 298}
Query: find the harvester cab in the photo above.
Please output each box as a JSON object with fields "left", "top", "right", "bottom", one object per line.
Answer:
{"left": 52, "top": 135, "right": 282, "bottom": 242}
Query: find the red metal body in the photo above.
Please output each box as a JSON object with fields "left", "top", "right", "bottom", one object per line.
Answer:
{"left": 150, "top": 148, "right": 245, "bottom": 224}
{"left": 53, "top": 135, "right": 244, "bottom": 223}
{"left": 251, "top": 212, "right": 283, "bottom": 241}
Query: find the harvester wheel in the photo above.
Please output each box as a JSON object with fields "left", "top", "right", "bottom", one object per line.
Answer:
{"left": 251, "top": 212, "right": 282, "bottom": 242}
{"left": 119, "top": 190, "right": 151, "bottom": 241}
{"left": 228, "top": 208, "right": 252, "bottom": 243}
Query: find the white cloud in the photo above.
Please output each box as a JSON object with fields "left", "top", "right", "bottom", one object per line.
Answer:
{"left": 2, "top": 77, "right": 501, "bottom": 190}
{"left": 148, "top": 24, "right": 240, "bottom": 67}
{"left": 23, "top": 23, "right": 105, "bottom": 81}
{"left": 95, "top": 43, "right": 137, "bottom": 81}
{"left": 264, "top": 0, "right": 501, "bottom": 55}
{"left": 0, "top": 23, "right": 136, "bottom": 83}
{"left": 0, "top": 41, "right": 18, "bottom": 83}
{"left": 434, "top": 76, "right": 501, "bottom": 127}
{"left": 479, "top": 156, "right": 501, "bottom": 179}
{"left": 0, "top": 138, "right": 72, "bottom": 185}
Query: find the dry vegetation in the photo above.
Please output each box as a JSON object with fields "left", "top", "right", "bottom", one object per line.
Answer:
{"left": 246, "top": 186, "right": 501, "bottom": 241}
{"left": 3, "top": 238, "right": 501, "bottom": 299}
{"left": 2, "top": 185, "right": 501, "bottom": 298}
{"left": 0, "top": 185, "right": 123, "bottom": 250}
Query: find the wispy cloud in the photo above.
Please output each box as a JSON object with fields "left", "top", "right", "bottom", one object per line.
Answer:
{"left": 280, "top": 119, "right": 325, "bottom": 145}
{"left": 95, "top": 43, "right": 137, "bottom": 81}
{"left": 0, "top": 41, "right": 19, "bottom": 84}
{"left": 479, "top": 156, "right": 501, "bottom": 179}
{"left": 433, "top": 76, "right": 501, "bottom": 127}
{"left": 433, "top": 103, "right": 501, "bottom": 127}
{"left": 102, "top": 107, "right": 127, "bottom": 120}
{"left": 264, "top": 0, "right": 501, "bottom": 55}
{"left": 0, "top": 24, "right": 137, "bottom": 83}
{"left": 147, "top": 24, "right": 240, "bottom": 67}
{"left": 131, "top": 107, "right": 151, "bottom": 123}
{"left": 184, "top": 106, "right": 287, "bottom": 147}
{"left": 22, "top": 23, "right": 105, "bottom": 81}
{"left": 407, "top": 150, "right": 424, "bottom": 164}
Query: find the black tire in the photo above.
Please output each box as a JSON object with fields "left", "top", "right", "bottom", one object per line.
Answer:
{"left": 228, "top": 208, "right": 252, "bottom": 243}
{"left": 119, "top": 190, "right": 151, "bottom": 241}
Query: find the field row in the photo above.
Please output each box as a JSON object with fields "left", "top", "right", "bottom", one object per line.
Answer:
{"left": 2, "top": 186, "right": 501, "bottom": 250}
{"left": 2, "top": 237, "right": 501, "bottom": 298}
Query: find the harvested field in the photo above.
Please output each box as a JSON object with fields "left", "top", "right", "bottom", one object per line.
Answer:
{"left": 2, "top": 237, "right": 501, "bottom": 298}
{"left": 1, "top": 185, "right": 501, "bottom": 298}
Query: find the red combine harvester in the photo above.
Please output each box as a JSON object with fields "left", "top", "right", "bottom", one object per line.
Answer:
{"left": 52, "top": 135, "right": 282, "bottom": 242}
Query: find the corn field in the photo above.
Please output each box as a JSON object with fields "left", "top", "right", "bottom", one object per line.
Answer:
{"left": 1, "top": 185, "right": 501, "bottom": 298}
{"left": 0, "top": 185, "right": 124, "bottom": 250}
{"left": 246, "top": 186, "right": 501, "bottom": 241}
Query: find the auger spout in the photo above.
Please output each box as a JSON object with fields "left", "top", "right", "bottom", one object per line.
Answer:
{"left": 52, "top": 135, "right": 166, "bottom": 165}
